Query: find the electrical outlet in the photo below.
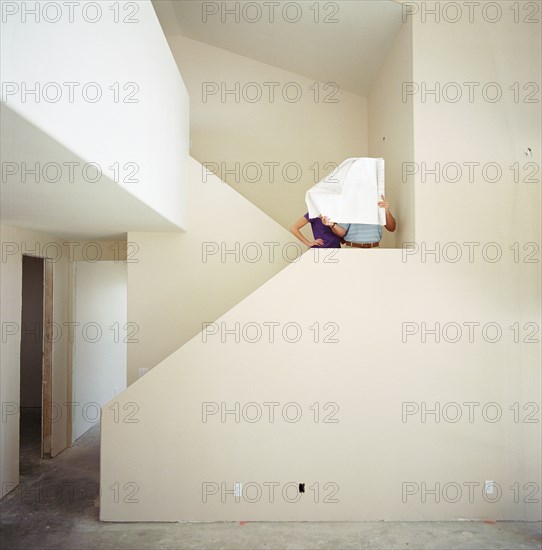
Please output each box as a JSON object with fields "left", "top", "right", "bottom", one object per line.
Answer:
{"left": 234, "top": 482, "right": 242, "bottom": 498}
{"left": 484, "top": 480, "right": 494, "bottom": 494}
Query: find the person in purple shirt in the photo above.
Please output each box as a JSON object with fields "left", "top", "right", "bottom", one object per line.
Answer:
{"left": 290, "top": 213, "right": 342, "bottom": 248}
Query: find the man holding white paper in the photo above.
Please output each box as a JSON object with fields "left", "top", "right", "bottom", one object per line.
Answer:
{"left": 305, "top": 157, "right": 396, "bottom": 248}
{"left": 322, "top": 195, "right": 396, "bottom": 248}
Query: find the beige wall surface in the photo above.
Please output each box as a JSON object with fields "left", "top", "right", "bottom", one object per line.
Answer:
{"left": 369, "top": 19, "right": 414, "bottom": 248}
{"left": 167, "top": 35, "right": 368, "bottom": 230}
{"left": 409, "top": 2, "right": 541, "bottom": 244}
{"left": 126, "top": 157, "right": 304, "bottom": 385}
{"left": 72, "top": 261, "right": 127, "bottom": 441}
{"left": 101, "top": 250, "right": 540, "bottom": 521}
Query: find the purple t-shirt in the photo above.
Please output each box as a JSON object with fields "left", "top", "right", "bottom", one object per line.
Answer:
{"left": 304, "top": 213, "right": 342, "bottom": 248}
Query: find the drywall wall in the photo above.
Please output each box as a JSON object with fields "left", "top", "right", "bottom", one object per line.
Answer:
{"left": 166, "top": 35, "right": 368, "bottom": 230}
{"left": 66, "top": 241, "right": 128, "bottom": 445}
{"left": 73, "top": 261, "right": 127, "bottom": 441}
{"left": 20, "top": 256, "right": 44, "bottom": 408}
{"left": 408, "top": 1, "right": 541, "bottom": 244}
{"left": 369, "top": 19, "right": 414, "bottom": 248}
{"left": 101, "top": 249, "right": 540, "bottom": 521}
{"left": 1, "top": 0, "right": 188, "bottom": 230}
{"left": 126, "top": 157, "right": 304, "bottom": 385}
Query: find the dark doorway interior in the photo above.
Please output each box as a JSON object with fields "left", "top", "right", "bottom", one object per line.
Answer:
{"left": 20, "top": 255, "right": 45, "bottom": 473}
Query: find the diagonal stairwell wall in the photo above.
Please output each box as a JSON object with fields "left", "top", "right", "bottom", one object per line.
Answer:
{"left": 101, "top": 248, "right": 540, "bottom": 521}
{"left": 125, "top": 156, "right": 303, "bottom": 385}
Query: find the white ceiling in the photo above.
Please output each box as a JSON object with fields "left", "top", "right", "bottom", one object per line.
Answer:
{"left": 152, "top": 0, "right": 405, "bottom": 96}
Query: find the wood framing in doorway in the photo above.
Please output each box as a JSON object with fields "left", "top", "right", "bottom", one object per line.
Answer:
{"left": 42, "top": 259, "right": 53, "bottom": 458}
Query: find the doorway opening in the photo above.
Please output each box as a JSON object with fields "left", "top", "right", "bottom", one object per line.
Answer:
{"left": 19, "top": 255, "right": 53, "bottom": 472}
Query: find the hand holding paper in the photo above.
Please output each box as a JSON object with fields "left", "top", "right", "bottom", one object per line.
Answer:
{"left": 305, "top": 158, "right": 386, "bottom": 225}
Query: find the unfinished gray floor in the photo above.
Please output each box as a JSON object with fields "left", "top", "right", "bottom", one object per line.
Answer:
{"left": 1, "top": 419, "right": 541, "bottom": 550}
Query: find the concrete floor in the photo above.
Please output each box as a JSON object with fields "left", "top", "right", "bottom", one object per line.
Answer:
{"left": 1, "top": 417, "right": 541, "bottom": 550}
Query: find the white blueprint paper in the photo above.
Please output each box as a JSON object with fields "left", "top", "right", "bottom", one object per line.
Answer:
{"left": 305, "top": 158, "right": 386, "bottom": 225}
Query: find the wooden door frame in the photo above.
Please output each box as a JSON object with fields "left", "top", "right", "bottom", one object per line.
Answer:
{"left": 41, "top": 258, "right": 53, "bottom": 457}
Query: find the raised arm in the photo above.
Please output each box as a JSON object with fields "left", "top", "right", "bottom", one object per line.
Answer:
{"left": 378, "top": 195, "right": 397, "bottom": 233}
